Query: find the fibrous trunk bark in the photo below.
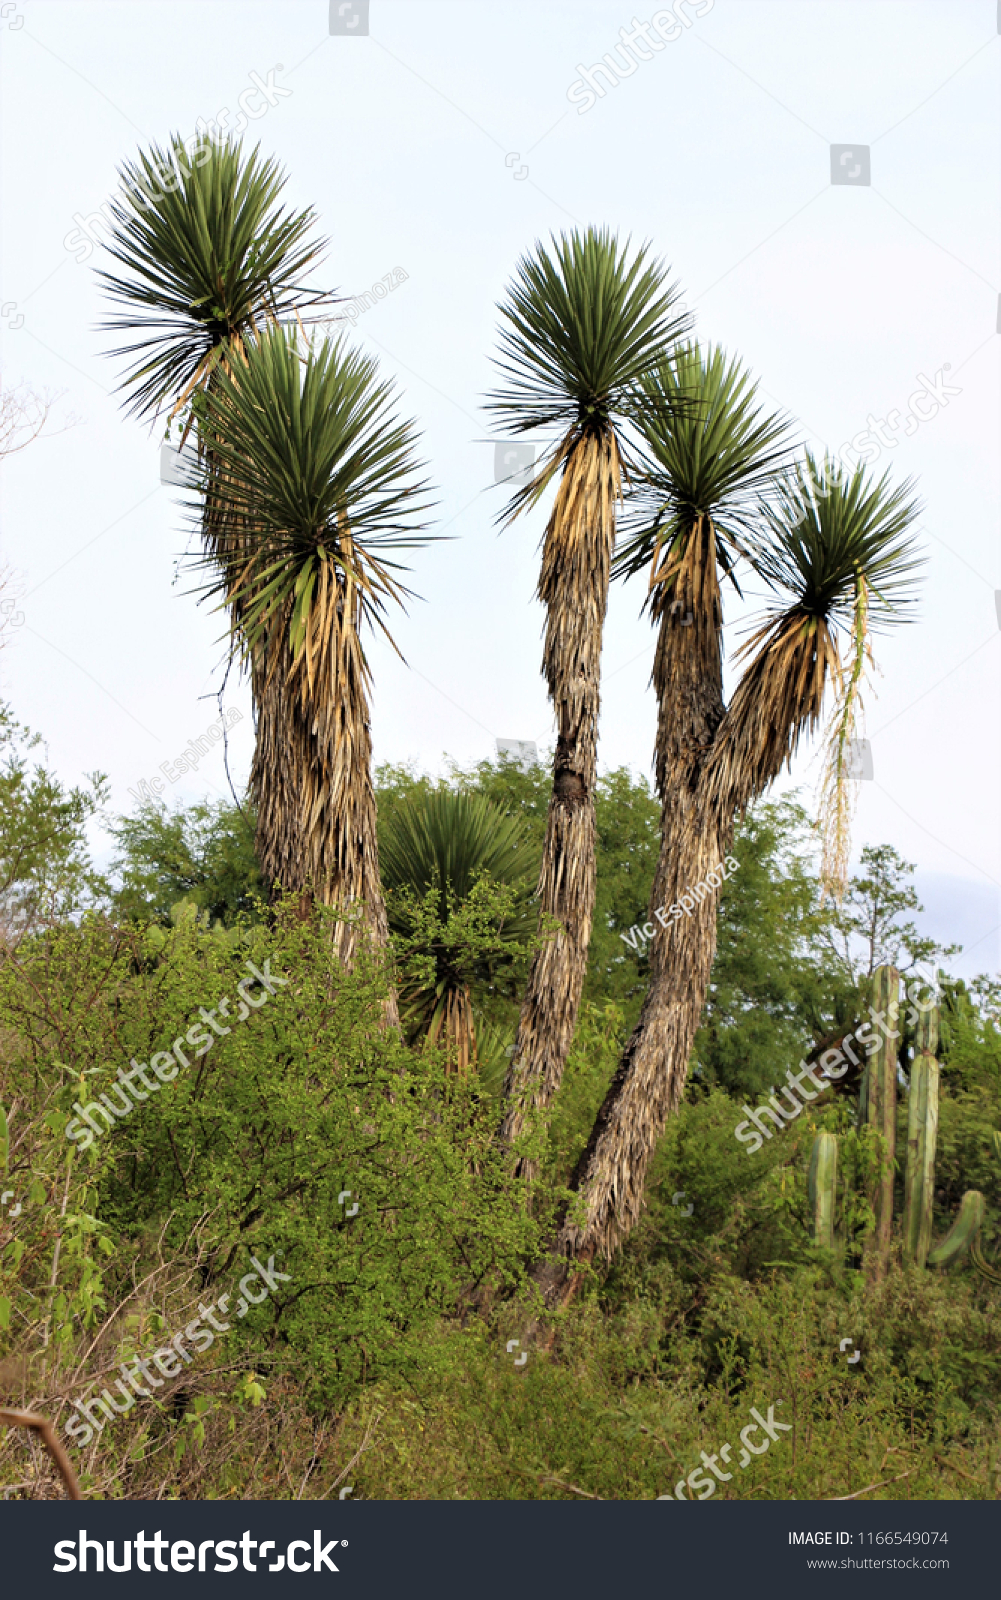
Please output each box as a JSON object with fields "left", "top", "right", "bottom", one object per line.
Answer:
{"left": 250, "top": 639, "right": 314, "bottom": 910}
{"left": 545, "top": 818, "right": 726, "bottom": 1285}
{"left": 250, "top": 578, "right": 398, "bottom": 1026}
{"left": 500, "top": 428, "right": 620, "bottom": 1174}
{"left": 536, "top": 513, "right": 724, "bottom": 1298}
{"left": 428, "top": 982, "right": 477, "bottom": 1076}
{"left": 533, "top": 513, "right": 846, "bottom": 1303}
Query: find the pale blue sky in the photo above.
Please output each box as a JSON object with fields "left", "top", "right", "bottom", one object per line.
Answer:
{"left": 1, "top": 0, "right": 998, "bottom": 972}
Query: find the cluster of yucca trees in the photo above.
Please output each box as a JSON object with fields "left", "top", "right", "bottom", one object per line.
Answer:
{"left": 99, "top": 135, "right": 433, "bottom": 1031}
{"left": 99, "top": 133, "right": 923, "bottom": 1306}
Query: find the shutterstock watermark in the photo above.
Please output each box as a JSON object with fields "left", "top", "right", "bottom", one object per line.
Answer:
{"left": 0, "top": 595, "right": 24, "bottom": 633}
{"left": 620, "top": 855, "right": 740, "bottom": 954}
{"left": 65, "top": 958, "right": 288, "bottom": 1151}
{"left": 734, "top": 973, "right": 938, "bottom": 1153}
{"left": 797, "top": 366, "right": 961, "bottom": 505}
{"left": 658, "top": 1401, "right": 790, "bottom": 1499}
{"left": 567, "top": 3, "right": 714, "bottom": 115}
{"left": 831, "top": 365, "right": 960, "bottom": 475}
{"left": 494, "top": 443, "right": 536, "bottom": 486}
{"left": 62, "top": 67, "right": 292, "bottom": 264}
{"left": 317, "top": 266, "right": 408, "bottom": 330}
{"left": 128, "top": 706, "right": 243, "bottom": 806}
{"left": 63, "top": 1253, "right": 291, "bottom": 1449}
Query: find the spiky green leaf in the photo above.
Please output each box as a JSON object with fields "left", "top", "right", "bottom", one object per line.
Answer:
{"left": 193, "top": 327, "right": 435, "bottom": 656}
{"left": 614, "top": 341, "right": 795, "bottom": 592}
{"left": 98, "top": 134, "right": 332, "bottom": 425}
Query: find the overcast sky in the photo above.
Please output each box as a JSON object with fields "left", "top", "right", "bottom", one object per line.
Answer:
{"left": 1, "top": 0, "right": 998, "bottom": 974}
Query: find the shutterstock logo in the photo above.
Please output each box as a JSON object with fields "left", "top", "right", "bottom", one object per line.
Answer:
{"left": 53, "top": 1528, "right": 345, "bottom": 1574}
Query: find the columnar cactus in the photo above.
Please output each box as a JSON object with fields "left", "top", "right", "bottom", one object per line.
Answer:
{"left": 928, "top": 1190, "right": 986, "bottom": 1267}
{"left": 902, "top": 1002, "right": 939, "bottom": 1269}
{"left": 808, "top": 1131, "right": 838, "bottom": 1251}
{"left": 817, "top": 972, "right": 992, "bottom": 1278}
{"left": 860, "top": 965, "right": 899, "bottom": 1279}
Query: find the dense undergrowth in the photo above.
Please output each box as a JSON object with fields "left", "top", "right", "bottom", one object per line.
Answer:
{"left": 1, "top": 904, "right": 999, "bottom": 1501}
{"left": 2, "top": 724, "right": 1000, "bottom": 1500}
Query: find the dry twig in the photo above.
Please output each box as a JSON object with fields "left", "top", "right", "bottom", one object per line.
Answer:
{"left": 0, "top": 1406, "right": 83, "bottom": 1499}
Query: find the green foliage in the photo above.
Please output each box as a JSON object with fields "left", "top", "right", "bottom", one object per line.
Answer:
{"left": 823, "top": 843, "right": 959, "bottom": 983}
{"left": 756, "top": 450, "right": 925, "bottom": 630}
{"left": 314, "top": 1253, "right": 1001, "bottom": 1500}
{"left": 0, "top": 903, "right": 550, "bottom": 1419}
{"left": 585, "top": 767, "right": 661, "bottom": 1015}
{"left": 3, "top": 723, "right": 1001, "bottom": 1502}
{"left": 935, "top": 979, "right": 1001, "bottom": 1091}
{"left": 108, "top": 797, "right": 262, "bottom": 926}
{"left": 0, "top": 702, "right": 108, "bottom": 941}
{"left": 381, "top": 790, "right": 539, "bottom": 1057}
{"left": 196, "top": 327, "right": 434, "bottom": 661}
{"left": 487, "top": 227, "right": 686, "bottom": 437}
{"left": 98, "top": 134, "right": 330, "bottom": 425}
{"left": 932, "top": 1091, "right": 1001, "bottom": 1242}
{"left": 381, "top": 789, "right": 538, "bottom": 924}
{"left": 390, "top": 876, "right": 539, "bottom": 1067}
{"left": 0, "top": 918, "right": 124, "bottom": 1355}
{"left": 109, "top": 772, "right": 965, "bottom": 1111}
{"left": 615, "top": 340, "right": 794, "bottom": 588}
{"left": 376, "top": 755, "right": 664, "bottom": 1034}
{"left": 544, "top": 1003, "right": 624, "bottom": 1184}
{"left": 694, "top": 798, "right": 855, "bottom": 1100}
{"left": 486, "top": 227, "right": 688, "bottom": 527}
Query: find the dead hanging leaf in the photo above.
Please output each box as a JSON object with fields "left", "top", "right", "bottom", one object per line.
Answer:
{"left": 817, "top": 571, "right": 874, "bottom": 903}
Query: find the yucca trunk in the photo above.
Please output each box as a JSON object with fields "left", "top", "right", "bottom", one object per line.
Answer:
{"left": 250, "top": 567, "right": 398, "bottom": 1024}
{"left": 542, "top": 822, "right": 725, "bottom": 1283}
{"left": 303, "top": 571, "right": 392, "bottom": 968}
{"left": 428, "top": 984, "right": 477, "bottom": 1076}
{"left": 536, "top": 517, "right": 725, "bottom": 1285}
{"left": 249, "top": 636, "right": 314, "bottom": 911}
{"left": 500, "top": 429, "right": 620, "bottom": 1169}
{"left": 534, "top": 527, "right": 838, "bottom": 1300}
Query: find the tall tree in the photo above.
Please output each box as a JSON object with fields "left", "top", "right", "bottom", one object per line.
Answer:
{"left": 0, "top": 703, "right": 108, "bottom": 947}
{"left": 541, "top": 359, "right": 923, "bottom": 1300}
{"left": 199, "top": 327, "right": 433, "bottom": 978}
{"left": 489, "top": 229, "right": 688, "bottom": 1170}
{"left": 821, "top": 842, "right": 958, "bottom": 983}
{"left": 108, "top": 797, "right": 262, "bottom": 927}
{"left": 98, "top": 132, "right": 333, "bottom": 884}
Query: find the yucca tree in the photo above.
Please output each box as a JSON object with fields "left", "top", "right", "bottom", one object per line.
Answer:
{"left": 198, "top": 327, "right": 433, "bottom": 983}
{"left": 542, "top": 383, "right": 923, "bottom": 1302}
{"left": 380, "top": 790, "right": 538, "bottom": 1072}
{"left": 489, "top": 228, "right": 688, "bottom": 1167}
{"left": 98, "top": 133, "right": 335, "bottom": 893}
